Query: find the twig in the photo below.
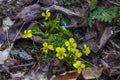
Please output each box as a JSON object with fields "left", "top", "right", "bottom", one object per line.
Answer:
{"left": 12, "top": 22, "right": 25, "bottom": 42}
{"left": 109, "top": 40, "right": 120, "bottom": 50}
{"left": 10, "top": 62, "right": 34, "bottom": 69}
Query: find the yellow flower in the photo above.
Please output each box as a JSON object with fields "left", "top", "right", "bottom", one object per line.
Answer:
{"left": 41, "top": 42, "right": 54, "bottom": 53}
{"left": 73, "top": 60, "right": 86, "bottom": 73}
{"left": 65, "top": 38, "right": 77, "bottom": 51}
{"left": 73, "top": 49, "right": 82, "bottom": 58}
{"left": 83, "top": 44, "right": 91, "bottom": 56}
{"left": 41, "top": 9, "right": 51, "bottom": 20}
{"left": 81, "top": 64, "right": 85, "bottom": 68}
{"left": 56, "top": 47, "right": 67, "bottom": 60}
{"left": 22, "top": 30, "right": 32, "bottom": 38}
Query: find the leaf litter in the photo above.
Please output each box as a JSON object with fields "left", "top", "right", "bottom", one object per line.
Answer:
{"left": 0, "top": 0, "right": 120, "bottom": 80}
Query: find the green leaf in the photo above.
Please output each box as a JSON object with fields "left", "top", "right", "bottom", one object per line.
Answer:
{"left": 59, "top": 26, "right": 72, "bottom": 36}
{"left": 32, "top": 26, "right": 44, "bottom": 36}
{"left": 90, "top": 0, "right": 98, "bottom": 10}
{"left": 88, "top": 6, "right": 120, "bottom": 28}
{"left": 48, "top": 34, "right": 56, "bottom": 43}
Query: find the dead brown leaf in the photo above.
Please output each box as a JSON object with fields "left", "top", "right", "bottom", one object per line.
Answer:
{"left": 78, "top": 21, "right": 114, "bottom": 53}
{"left": 82, "top": 67, "right": 104, "bottom": 80}
{"left": 53, "top": 70, "right": 79, "bottom": 80}
{"left": 97, "top": 27, "right": 113, "bottom": 50}
{"left": 15, "top": 4, "right": 41, "bottom": 22}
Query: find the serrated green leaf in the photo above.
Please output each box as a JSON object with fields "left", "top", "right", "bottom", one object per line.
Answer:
{"left": 88, "top": 6, "right": 120, "bottom": 28}
{"left": 90, "top": 0, "right": 98, "bottom": 10}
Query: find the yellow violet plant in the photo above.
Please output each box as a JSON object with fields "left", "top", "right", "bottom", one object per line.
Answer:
{"left": 83, "top": 44, "right": 91, "bottom": 56}
{"left": 40, "top": 38, "right": 91, "bottom": 74}
{"left": 41, "top": 9, "right": 51, "bottom": 20}
{"left": 73, "top": 60, "right": 86, "bottom": 73}
{"left": 22, "top": 29, "right": 32, "bottom": 38}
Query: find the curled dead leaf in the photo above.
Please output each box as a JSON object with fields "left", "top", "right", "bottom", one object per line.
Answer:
{"left": 53, "top": 70, "right": 79, "bottom": 80}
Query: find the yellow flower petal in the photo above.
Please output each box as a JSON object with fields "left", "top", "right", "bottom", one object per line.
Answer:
{"left": 24, "top": 30, "right": 27, "bottom": 33}
{"left": 81, "top": 64, "right": 85, "bottom": 68}
{"left": 61, "top": 47, "right": 66, "bottom": 52}
{"left": 77, "top": 68, "right": 82, "bottom": 73}
{"left": 27, "top": 30, "right": 32, "bottom": 33}
{"left": 65, "top": 41, "right": 70, "bottom": 47}
{"left": 56, "top": 53, "right": 64, "bottom": 59}
{"left": 43, "top": 42, "right": 48, "bottom": 47}
{"left": 73, "top": 43, "right": 77, "bottom": 48}
{"left": 63, "top": 53, "right": 67, "bottom": 57}
{"left": 48, "top": 45, "right": 54, "bottom": 50}
{"left": 73, "top": 61, "right": 81, "bottom": 68}
{"left": 83, "top": 44, "right": 91, "bottom": 56}
{"left": 69, "top": 38, "right": 74, "bottom": 43}
{"left": 22, "top": 35, "right": 27, "bottom": 38}
{"left": 74, "top": 49, "right": 82, "bottom": 57}
{"left": 77, "top": 52, "right": 82, "bottom": 57}
{"left": 41, "top": 12, "right": 45, "bottom": 17}
{"left": 46, "top": 12, "right": 51, "bottom": 18}
{"left": 43, "top": 48, "right": 48, "bottom": 53}
{"left": 56, "top": 47, "right": 60, "bottom": 52}
{"left": 84, "top": 44, "right": 87, "bottom": 49}
{"left": 46, "top": 9, "right": 50, "bottom": 13}
{"left": 27, "top": 33, "right": 32, "bottom": 38}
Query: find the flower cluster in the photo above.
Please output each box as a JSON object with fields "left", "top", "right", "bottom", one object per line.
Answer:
{"left": 22, "top": 29, "right": 32, "bottom": 38}
{"left": 41, "top": 9, "right": 51, "bottom": 20}
{"left": 41, "top": 38, "right": 91, "bottom": 74}
{"left": 65, "top": 38, "right": 82, "bottom": 60}
{"left": 73, "top": 60, "right": 85, "bottom": 73}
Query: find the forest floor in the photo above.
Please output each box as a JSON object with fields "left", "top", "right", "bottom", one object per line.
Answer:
{"left": 0, "top": 0, "right": 120, "bottom": 80}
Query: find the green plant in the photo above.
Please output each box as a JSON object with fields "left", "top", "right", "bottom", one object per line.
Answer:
{"left": 88, "top": 6, "right": 120, "bottom": 28}
{"left": 41, "top": 38, "right": 91, "bottom": 73}
{"left": 32, "top": 16, "right": 72, "bottom": 39}
{"left": 31, "top": 9, "right": 91, "bottom": 74}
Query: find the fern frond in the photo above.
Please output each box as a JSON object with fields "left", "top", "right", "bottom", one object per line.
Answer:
{"left": 88, "top": 6, "right": 120, "bottom": 28}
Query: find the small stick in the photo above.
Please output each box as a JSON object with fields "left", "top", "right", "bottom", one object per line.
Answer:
{"left": 12, "top": 22, "right": 25, "bottom": 42}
